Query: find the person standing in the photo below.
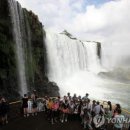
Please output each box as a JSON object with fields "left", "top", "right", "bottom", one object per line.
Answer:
{"left": 22, "top": 94, "right": 28, "bottom": 117}
{"left": 113, "top": 109, "right": 125, "bottom": 130}
{"left": 82, "top": 93, "right": 89, "bottom": 101}
{"left": 93, "top": 101, "right": 101, "bottom": 115}
{"left": 107, "top": 101, "right": 112, "bottom": 118}
{"left": 61, "top": 100, "right": 69, "bottom": 123}
{"left": 31, "top": 90, "right": 38, "bottom": 116}
{"left": 67, "top": 92, "right": 71, "bottom": 100}
{"left": 91, "top": 100, "right": 96, "bottom": 117}
{"left": 0, "top": 97, "right": 10, "bottom": 125}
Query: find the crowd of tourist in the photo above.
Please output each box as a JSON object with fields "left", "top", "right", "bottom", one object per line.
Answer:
{"left": 0, "top": 91, "right": 129, "bottom": 130}
{"left": 42, "top": 93, "right": 125, "bottom": 130}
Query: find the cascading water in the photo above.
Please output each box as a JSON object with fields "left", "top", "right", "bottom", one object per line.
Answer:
{"left": 8, "top": 0, "right": 28, "bottom": 96}
{"left": 23, "top": 9, "right": 35, "bottom": 88}
{"left": 45, "top": 30, "right": 105, "bottom": 97}
{"left": 83, "top": 42, "right": 102, "bottom": 73}
{"left": 45, "top": 30, "right": 130, "bottom": 110}
{"left": 46, "top": 31, "right": 88, "bottom": 80}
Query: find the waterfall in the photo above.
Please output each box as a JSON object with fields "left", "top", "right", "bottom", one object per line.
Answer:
{"left": 23, "top": 9, "right": 35, "bottom": 89}
{"left": 46, "top": 32, "right": 88, "bottom": 80}
{"left": 8, "top": 0, "right": 28, "bottom": 96}
{"left": 45, "top": 30, "right": 105, "bottom": 97}
{"left": 83, "top": 42, "right": 102, "bottom": 73}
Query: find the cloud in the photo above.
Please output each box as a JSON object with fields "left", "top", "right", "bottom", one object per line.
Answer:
{"left": 17, "top": 0, "right": 130, "bottom": 68}
{"left": 17, "top": 0, "right": 84, "bottom": 31}
{"left": 66, "top": 0, "right": 130, "bottom": 68}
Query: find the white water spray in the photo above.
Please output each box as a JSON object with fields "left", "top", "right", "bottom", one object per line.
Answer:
{"left": 45, "top": 31, "right": 130, "bottom": 110}
{"left": 45, "top": 30, "right": 105, "bottom": 98}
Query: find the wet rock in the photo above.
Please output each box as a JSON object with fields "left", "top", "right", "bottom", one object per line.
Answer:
{"left": 0, "top": 0, "right": 59, "bottom": 100}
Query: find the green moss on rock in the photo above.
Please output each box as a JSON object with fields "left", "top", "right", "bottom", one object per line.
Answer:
{"left": 0, "top": 0, "right": 59, "bottom": 99}
{"left": 0, "top": 0, "right": 19, "bottom": 100}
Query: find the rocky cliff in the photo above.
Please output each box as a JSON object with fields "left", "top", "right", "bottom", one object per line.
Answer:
{"left": 0, "top": 0, "right": 59, "bottom": 100}
{"left": 0, "top": 0, "right": 19, "bottom": 99}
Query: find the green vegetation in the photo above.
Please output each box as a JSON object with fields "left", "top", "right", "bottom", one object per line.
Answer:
{"left": 0, "top": 0, "right": 19, "bottom": 99}
{"left": 0, "top": 0, "right": 59, "bottom": 99}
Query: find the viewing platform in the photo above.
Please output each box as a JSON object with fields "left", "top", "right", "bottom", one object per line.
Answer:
{"left": 0, "top": 98, "right": 130, "bottom": 130}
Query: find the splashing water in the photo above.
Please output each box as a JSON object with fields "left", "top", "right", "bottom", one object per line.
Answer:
{"left": 45, "top": 30, "right": 130, "bottom": 110}
{"left": 45, "top": 30, "right": 104, "bottom": 96}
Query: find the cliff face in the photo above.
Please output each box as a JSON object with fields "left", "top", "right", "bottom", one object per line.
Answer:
{"left": 96, "top": 42, "right": 101, "bottom": 59}
{"left": 0, "top": 0, "right": 59, "bottom": 100}
{"left": 23, "top": 10, "right": 59, "bottom": 97}
{"left": 0, "top": 0, "right": 19, "bottom": 99}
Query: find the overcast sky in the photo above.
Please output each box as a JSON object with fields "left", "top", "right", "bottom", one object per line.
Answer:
{"left": 17, "top": 0, "right": 130, "bottom": 67}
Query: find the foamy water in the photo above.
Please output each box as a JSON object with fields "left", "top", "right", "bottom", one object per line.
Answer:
{"left": 45, "top": 30, "right": 130, "bottom": 111}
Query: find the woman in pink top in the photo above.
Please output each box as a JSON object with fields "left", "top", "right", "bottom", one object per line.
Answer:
{"left": 51, "top": 100, "right": 59, "bottom": 124}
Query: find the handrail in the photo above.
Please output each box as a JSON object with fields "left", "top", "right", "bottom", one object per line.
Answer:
{"left": 9, "top": 97, "right": 43, "bottom": 105}
{"left": 97, "top": 99, "right": 130, "bottom": 116}
{"left": 85, "top": 98, "right": 130, "bottom": 116}
{"left": 122, "top": 108, "right": 130, "bottom": 115}
{"left": 9, "top": 101, "right": 21, "bottom": 105}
